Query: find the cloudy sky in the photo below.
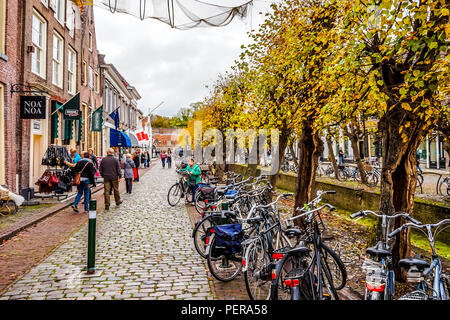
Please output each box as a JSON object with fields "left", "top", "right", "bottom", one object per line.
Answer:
{"left": 93, "top": 1, "right": 275, "bottom": 117}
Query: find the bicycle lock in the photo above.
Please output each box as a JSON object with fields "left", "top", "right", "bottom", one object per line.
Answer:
{"left": 87, "top": 199, "right": 97, "bottom": 274}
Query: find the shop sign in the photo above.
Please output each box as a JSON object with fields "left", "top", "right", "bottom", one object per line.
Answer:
{"left": 62, "top": 92, "right": 81, "bottom": 120}
{"left": 20, "top": 96, "right": 46, "bottom": 119}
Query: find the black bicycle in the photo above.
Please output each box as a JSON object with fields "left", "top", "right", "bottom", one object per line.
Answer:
{"left": 167, "top": 170, "right": 190, "bottom": 206}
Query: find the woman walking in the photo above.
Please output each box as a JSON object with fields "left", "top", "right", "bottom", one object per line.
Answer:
{"left": 167, "top": 149, "right": 172, "bottom": 169}
{"left": 161, "top": 150, "right": 167, "bottom": 168}
{"left": 132, "top": 151, "right": 140, "bottom": 182}
{"left": 123, "top": 153, "right": 136, "bottom": 194}
{"left": 65, "top": 151, "right": 96, "bottom": 213}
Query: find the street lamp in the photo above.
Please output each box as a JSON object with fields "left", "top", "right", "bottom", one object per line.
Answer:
{"left": 149, "top": 101, "right": 164, "bottom": 116}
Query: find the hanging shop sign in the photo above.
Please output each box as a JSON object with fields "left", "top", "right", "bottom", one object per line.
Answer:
{"left": 91, "top": 106, "right": 103, "bottom": 132}
{"left": 20, "top": 95, "right": 46, "bottom": 119}
{"left": 62, "top": 92, "right": 81, "bottom": 120}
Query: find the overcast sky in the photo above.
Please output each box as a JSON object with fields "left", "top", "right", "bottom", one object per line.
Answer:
{"left": 93, "top": 1, "right": 275, "bottom": 117}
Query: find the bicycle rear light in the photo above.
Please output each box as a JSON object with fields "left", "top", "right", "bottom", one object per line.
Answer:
{"left": 284, "top": 279, "right": 300, "bottom": 287}
{"left": 242, "top": 259, "right": 246, "bottom": 266}
{"left": 205, "top": 237, "right": 210, "bottom": 244}
{"left": 366, "top": 282, "right": 385, "bottom": 292}
{"left": 272, "top": 253, "right": 284, "bottom": 260}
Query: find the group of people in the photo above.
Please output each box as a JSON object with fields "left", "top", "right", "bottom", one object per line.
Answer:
{"left": 159, "top": 149, "right": 172, "bottom": 168}
{"left": 65, "top": 147, "right": 152, "bottom": 213}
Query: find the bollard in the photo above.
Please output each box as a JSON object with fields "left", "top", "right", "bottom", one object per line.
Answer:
{"left": 87, "top": 199, "right": 97, "bottom": 274}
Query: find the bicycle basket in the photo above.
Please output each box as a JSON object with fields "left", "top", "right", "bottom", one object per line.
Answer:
{"left": 200, "top": 187, "right": 215, "bottom": 200}
{"left": 213, "top": 223, "right": 244, "bottom": 255}
{"left": 398, "top": 290, "right": 429, "bottom": 300}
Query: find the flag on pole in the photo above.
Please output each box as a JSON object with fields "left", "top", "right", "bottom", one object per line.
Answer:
{"left": 109, "top": 108, "right": 120, "bottom": 129}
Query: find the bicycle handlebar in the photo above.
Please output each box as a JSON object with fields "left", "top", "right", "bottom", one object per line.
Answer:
{"left": 287, "top": 203, "right": 335, "bottom": 225}
{"left": 350, "top": 210, "right": 421, "bottom": 225}
{"left": 388, "top": 219, "right": 450, "bottom": 238}
{"left": 295, "top": 190, "right": 336, "bottom": 212}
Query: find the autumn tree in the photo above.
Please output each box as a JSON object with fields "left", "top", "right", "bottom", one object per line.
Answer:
{"left": 336, "top": 0, "right": 449, "bottom": 280}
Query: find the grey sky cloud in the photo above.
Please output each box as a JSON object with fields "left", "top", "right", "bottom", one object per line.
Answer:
{"left": 94, "top": 1, "right": 273, "bottom": 117}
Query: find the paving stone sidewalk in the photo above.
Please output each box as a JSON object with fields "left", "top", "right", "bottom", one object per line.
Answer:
{"left": 0, "top": 166, "right": 213, "bottom": 300}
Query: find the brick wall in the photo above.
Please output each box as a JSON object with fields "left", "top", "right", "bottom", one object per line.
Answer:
{"left": 0, "top": 0, "right": 22, "bottom": 192}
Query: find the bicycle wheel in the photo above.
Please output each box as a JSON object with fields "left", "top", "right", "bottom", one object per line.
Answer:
{"left": 244, "top": 240, "right": 271, "bottom": 300}
{"left": 192, "top": 216, "right": 214, "bottom": 258}
{"left": 167, "top": 184, "right": 182, "bottom": 206}
{"left": 320, "top": 242, "right": 347, "bottom": 290}
{"left": 0, "top": 200, "right": 12, "bottom": 216}
{"left": 438, "top": 180, "right": 450, "bottom": 196}
{"left": 206, "top": 235, "right": 242, "bottom": 282}
{"left": 365, "top": 172, "right": 378, "bottom": 187}
{"left": 319, "top": 252, "right": 339, "bottom": 300}
{"left": 194, "top": 190, "right": 206, "bottom": 214}
{"left": 7, "top": 200, "right": 18, "bottom": 214}
{"left": 270, "top": 254, "right": 299, "bottom": 300}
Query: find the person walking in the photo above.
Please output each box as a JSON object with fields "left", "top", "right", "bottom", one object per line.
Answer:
{"left": 88, "top": 148, "right": 99, "bottom": 171}
{"left": 132, "top": 150, "right": 140, "bottom": 181}
{"left": 66, "top": 151, "right": 96, "bottom": 213}
{"left": 178, "top": 157, "right": 201, "bottom": 205}
{"left": 123, "top": 153, "right": 136, "bottom": 194}
{"left": 338, "top": 147, "right": 344, "bottom": 166}
{"left": 167, "top": 149, "right": 172, "bottom": 169}
{"left": 161, "top": 150, "right": 167, "bottom": 168}
{"left": 99, "top": 148, "right": 123, "bottom": 211}
{"left": 141, "top": 151, "right": 147, "bottom": 168}
{"left": 145, "top": 151, "right": 150, "bottom": 167}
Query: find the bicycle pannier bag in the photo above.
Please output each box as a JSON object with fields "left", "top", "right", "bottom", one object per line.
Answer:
{"left": 212, "top": 223, "right": 244, "bottom": 255}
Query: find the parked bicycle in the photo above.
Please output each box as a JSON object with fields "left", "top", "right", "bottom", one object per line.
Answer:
{"left": 350, "top": 210, "right": 420, "bottom": 300}
{"left": 270, "top": 190, "right": 347, "bottom": 300}
{"left": 389, "top": 219, "right": 450, "bottom": 300}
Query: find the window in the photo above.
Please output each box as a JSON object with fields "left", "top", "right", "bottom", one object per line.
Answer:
{"left": 94, "top": 73, "right": 99, "bottom": 93}
{"left": 68, "top": 47, "right": 76, "bottom": 94}
{"left": 52, "top": 32, "right": 63, "bottom": 87}
{"left": 31, "top": 10, "right": 47, "bottom": 78}
{"left": 88, "top": 66, "right": 93, "bottom": 89}
{"left": 82, "top": 61, "right": 87, "bottom": 85}
{"left": 88, "top": 32, "right": 93, "bottom": 51}
{"left": 54, "top": 0, "right": 65, "bottom": 24}
{"left": 66, "top": 3, "right": 75, "bottom": 37}
{"left": 0, "top": 0, "right": 5, "bottom": 55}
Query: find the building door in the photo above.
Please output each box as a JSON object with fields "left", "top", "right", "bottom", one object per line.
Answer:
{"left": 32, "top": 134, "right": 42, "bottom": 184}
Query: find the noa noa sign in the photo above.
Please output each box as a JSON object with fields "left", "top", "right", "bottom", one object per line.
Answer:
{"left": 20, "top": 96, "right": 46, "bottom": 119}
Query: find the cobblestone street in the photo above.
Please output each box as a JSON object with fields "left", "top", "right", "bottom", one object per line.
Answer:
{"left": 0, "top": 166, "right": 214, "bottom": 300}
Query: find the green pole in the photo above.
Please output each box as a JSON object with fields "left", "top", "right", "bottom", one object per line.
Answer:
{"left": 87, "top": 199, "right": 97, "bottom": 274}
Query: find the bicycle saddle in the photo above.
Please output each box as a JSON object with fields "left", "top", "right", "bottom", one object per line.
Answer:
{"left": 283, "top": 228, "right": 304, "bottom": 238}
{"left": 287, "top": 246, "right": 310, "bottom": 256}
{"left": 366, "top": 241, "right": 391, "bottom": 258}
{"left": 399, "top": 258, "right": 430, "bottom": 271}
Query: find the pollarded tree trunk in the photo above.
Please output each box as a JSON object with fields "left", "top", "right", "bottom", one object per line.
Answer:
{"left": 378, "top": 114, "right": 426, "bottom": 281}
{"left": 268, "top": 131, "right": 290, "bottom": 200}
{"left": 289, "top": 143, "right": 299, "bottom": 169}
{"left": 326, "top": 135, "right": 340, "bottom": 180}
{"left": 294, "top": 121, "right": 323, "bottom": 222}
{"left": 345, "top": 123, "right": 368, "bottom": 184}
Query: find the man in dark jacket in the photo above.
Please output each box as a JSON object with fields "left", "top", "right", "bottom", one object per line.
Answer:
{"left": 67, "top": 151, "right": 96, "bottom": 213}
{"left": 99, "top": 148, "right": 123, "bottom": 210}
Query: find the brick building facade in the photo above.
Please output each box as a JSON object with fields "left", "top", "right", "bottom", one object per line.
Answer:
{"left": 0, "top": 0, "right": 22, "bottom": 191}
